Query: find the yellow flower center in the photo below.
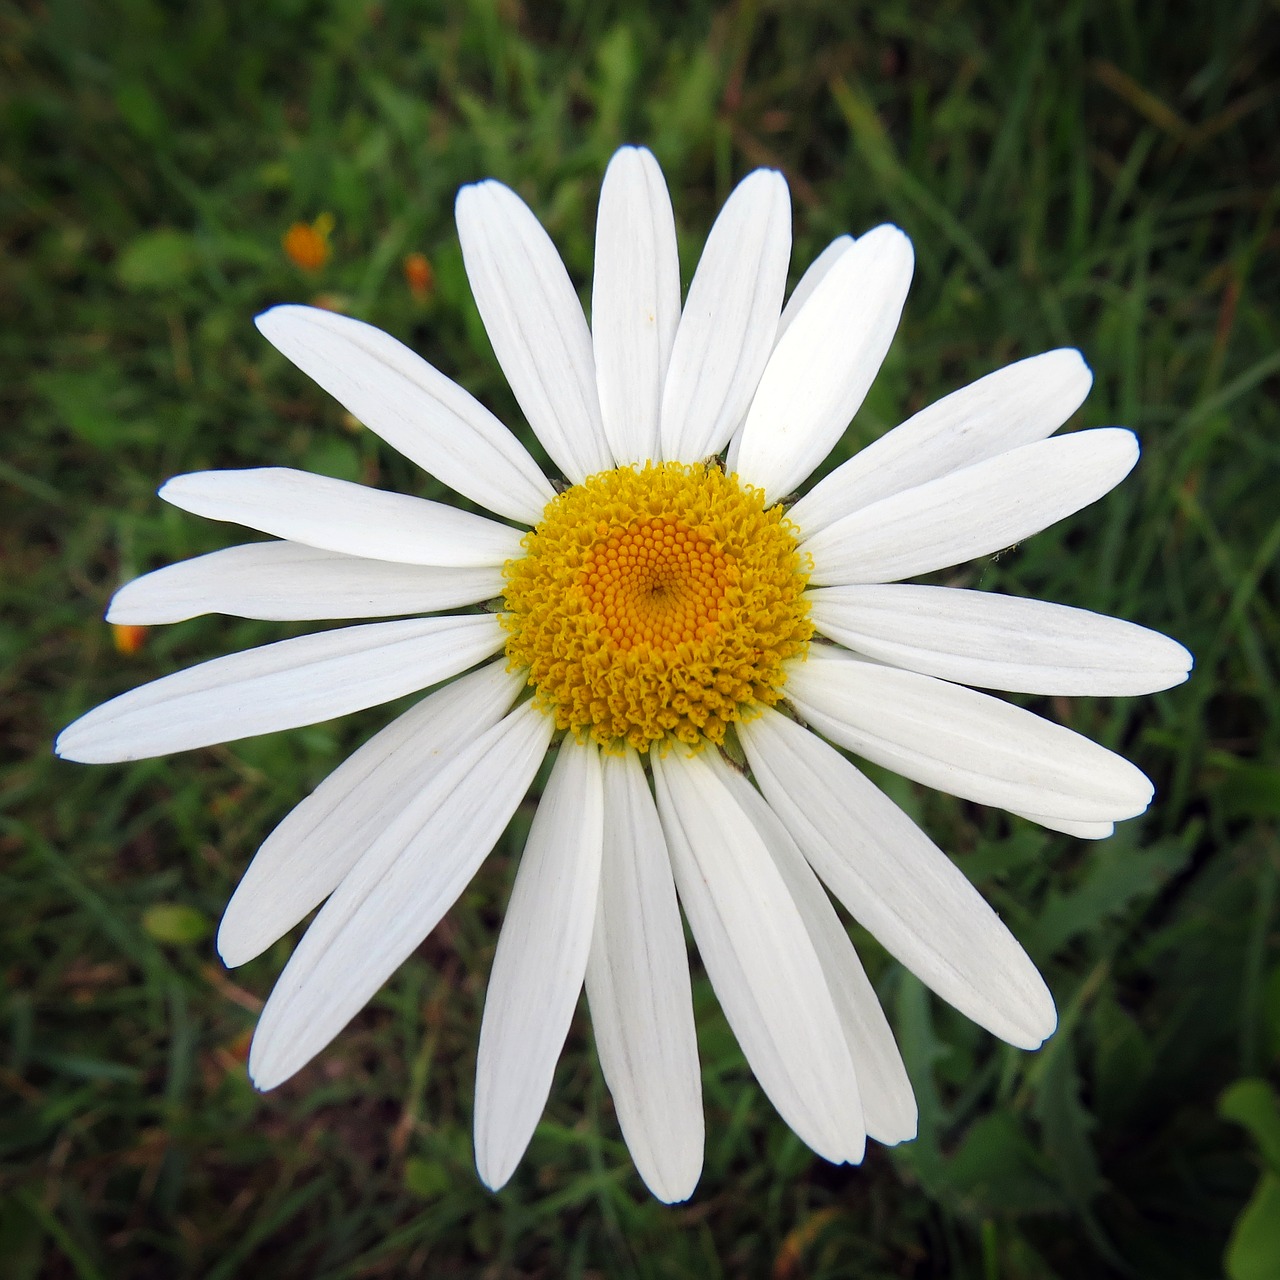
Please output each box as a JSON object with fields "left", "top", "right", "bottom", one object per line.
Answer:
{"left": 501, "top": 462, "right": 812, "bottom": 753}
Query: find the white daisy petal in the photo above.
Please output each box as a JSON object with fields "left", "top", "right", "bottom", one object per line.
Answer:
{"left": 739, "top": 706, "right": 1057, "bottom": 1049}
{"left": 160, "top": 468, "right": 522, "bottom": 568}
{"left": 730, "top": 225, "right": 914, "bottom": 500}
{"left": 806, "top": 584, "right": 1194, "bottom": 695}
{"left": 456, "top": 180, "right": 611, "bottom": 483}
{"left": 254, "top": 305, "right": 554, "bottom": 524}
{"left": 1010, "top": 810, "right": 1116, "bottom": 840}
{"left": 715, "top": 762, "right": 917, "bottom": 1146}
{"left": 217, "top": 661, "right": 523, "bottom": 967}
{"left": 474, "top": 738, "right": 605, "bottom": 1191}
{"left": 659, "top": 169, "right": 791, "bottom": 463}
{"left": 249, "top": 700, "right": 554, "bottom": 1091}
{"left": 785, "top": 647, "right": 1154, "bottom": 823}
{"left": 107, "top": 541, "right": 505, "bottom": 625}
{"left": 803, "top": 428, "right": 1139, "bottom": 586}
{"left": 592, "top": 147, "right": 681, "bottom": 467}
{"left": 54, "top": 614, "right": 505, "bottom": 764}
{"left": 775, "top": 236, "right": 854, "bottom": 342}
{"left": 651, "top": 748, "right": 865, "bottom": 1164}
{"left": 585, "top": 749, "right": 703, "bottom": 1203}
{"left": 790, "top": 348, "right": 1094, "bottom": 537}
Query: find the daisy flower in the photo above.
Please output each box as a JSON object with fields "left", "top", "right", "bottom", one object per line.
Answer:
{"left": 56, "top": 146, "right": 1192, "bottom": 1203}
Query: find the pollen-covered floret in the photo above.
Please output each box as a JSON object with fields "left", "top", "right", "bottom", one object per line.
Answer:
{"left": 501, "top": 462, "right": 812, "bottom": 752}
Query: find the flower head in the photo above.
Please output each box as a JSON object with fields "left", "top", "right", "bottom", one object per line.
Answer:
{"left": 502, "top": 460, "right": 813, "bottom": 751}
{"left": 57, "top": 146, "right": 1191, "bottom": 1202}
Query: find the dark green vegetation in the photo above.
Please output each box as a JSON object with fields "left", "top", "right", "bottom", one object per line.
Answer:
{"left": 4, "top": 0, "right": 1278, "bottom": 1275}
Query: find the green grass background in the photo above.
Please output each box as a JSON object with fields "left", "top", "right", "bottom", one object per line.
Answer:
{"left": 4, "top": 0, "right": 1279, "bottom": 1275}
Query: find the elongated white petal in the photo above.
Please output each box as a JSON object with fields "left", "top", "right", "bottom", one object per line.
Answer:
{"left": 55, "top": 615, "right": 505, "bottom": 763}
{"left": 475, "top": 738, "right": 605, "bottom": 1190}
{"left": 456, "top": 180, "right": 611, "bottom": 483}
{"left": 1010, "top": 810, "right": 1115, "bottom": 840}
{"left": 790, "top": 349, "right": 1094, "bottom": 537}
{"left": 803, "top": 429, "right": 1139, "bottom": 586}
{"left": 651, "top": 749, "right": 865, "bottom": 1164}
{"left": 108, "top": 541, "right": 504, "bottom": 625}
{"left": 659, "top": 170, "right": 791, "bottom": 463}
{"left": 218, "top": 661, "right": 523, "bottom": 967}
{"left": 249, "top": 700, "right": 554, "bottom": 1090}
{"left": 730, "top": 225, "right": 914, "bottom": 500}
{"left": 715, "top": 761, "right": 917, "bottom": 1146}
{"left": 775, "top": 236, "right": 853, "bottom": 342}
{"left": 592, "top": 147, "right": 681, "bottom": 467}
{"left": 585, "top": 749, "right": 703, "bottom": 1202}
{"left": 255, "top": 305, "right": 554, "bottom": 524}
{"left": 740, "top": 707, "right": 1057, "bottom": 1049}
{"left": 806, "top": 584, "right": 1194, "bottom": 696}
{"left": 785, "top": 647, "right": 1153, "bottom": 823}
{"left": 160, "top": 468, "right": 521, "bottom": 569}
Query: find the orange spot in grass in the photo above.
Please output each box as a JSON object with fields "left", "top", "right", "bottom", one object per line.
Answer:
{"left": 283, "top": 213, "right": 334, "bottom": 272}
{"left": 403, "top": 252, "right": 434, "bottom": 301}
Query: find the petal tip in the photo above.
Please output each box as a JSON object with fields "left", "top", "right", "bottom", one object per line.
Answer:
{"left": 53, "top": 719, "right": 106, "bottom": 764}
{"left": 453, "top": 181, "right": 482, "bottom": 219}
{"left": 1062, "top": 346, "right": 1093, "bottom": 383}
{"left": 860, "top": 222, "right": 915, "bottom": 258}
{"left": 649, "top": 1174, "right": 700, "bottom": 1205}
{"left": 638, "top": 1148, "right": 704, "bottom": 1204}
{"left": 740, "top": 166, "right": 790, "bottom": 203}
{"left": 257, "top": 301, "right": 338, "bottom": 343}
{"left": 254, "top": 303, "right": 291, "bottom": 333}
{"left": 215, "top": 916, "right": 256, "bottom": 970}
{"left": 608, "top": 143, "right": 650, "bottom": 167}
{"left": 246, "top": 1039, "right": 288, "bottom": 1093}
{"left": 156, "top": 473, "right": 188, "bottom": 505}
{"left": 456, "top": 178, "right": 506, "bottom": 215}
{"left": 1112, "top": 426, "right": 1142, "bottom": 462}
{"left": 474, "top": 1146, "right": 518, "bottom": 1194}
{"left": 1174, "top": 640, "right": 1195, "bottom": 679}
{"left": 1016, "top": 988, "right": 1059, "bottom": 1050}
{"left": 871, "top": 1108, "right": 920, "bottom": 1147}
{"left": 843, "top": 1133, "right": 869, "bottom": 1166}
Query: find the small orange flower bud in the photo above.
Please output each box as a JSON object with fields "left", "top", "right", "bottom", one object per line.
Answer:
{"left": 282, "top": 213, "right": 334, "bottom": 272}
{"left": 403, "top": 251, "right": 434, "bottom": 301}
{"left": 112, "top": 623, "right": 148, "bottom": 656}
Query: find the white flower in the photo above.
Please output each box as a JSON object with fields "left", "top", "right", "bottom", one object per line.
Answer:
{"left": 56, "top": 146, "right": 1192, "bottom": 1203}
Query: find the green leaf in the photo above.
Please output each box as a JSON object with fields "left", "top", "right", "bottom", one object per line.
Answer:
{"left": 142, "top": 903, "right": 212, "bottom": 946}
{"left": 1032, "top": 831, "right": 1195, "bottom": 954}
{"left": 1220, "top": 1079, "right": 1280, "bottom": 1175}
{"left": 1213, "top": 756, "right": 1280, "bottom": 821}
{"left": 947, "top": 1113, "right": 1062, "bottom": 1216}
{"left": 31, "top": 368, "right": 149, "bottom": 450}
{"left": 1226, "top": 1173, "right": 1280, "bottom": 1280}
{"left": 404, "top": 1157, "right": 451, "bottom": 1199}
{"left": 114, "top": 79, "right": 166, "bottom": 142}
{"left": 116, "top": 229, "right": 199, "bottom": 290}
{"left": 301, "top": 437, "right": 364, "bottom": 483}
{"left": 1035, "top": 1037, "right": 1104, "bottom": 1207}
{"left": 0, "top": 1193, "right": 49, "bottom": 1280}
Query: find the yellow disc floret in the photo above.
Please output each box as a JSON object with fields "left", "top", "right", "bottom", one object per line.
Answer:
{"left": 501, "top": 462, "right": 812, "bottom": 753}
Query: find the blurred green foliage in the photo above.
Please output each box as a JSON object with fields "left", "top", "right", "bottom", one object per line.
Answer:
{"left": 3, "top": 0, "right": 1278, "bottom": 1276}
